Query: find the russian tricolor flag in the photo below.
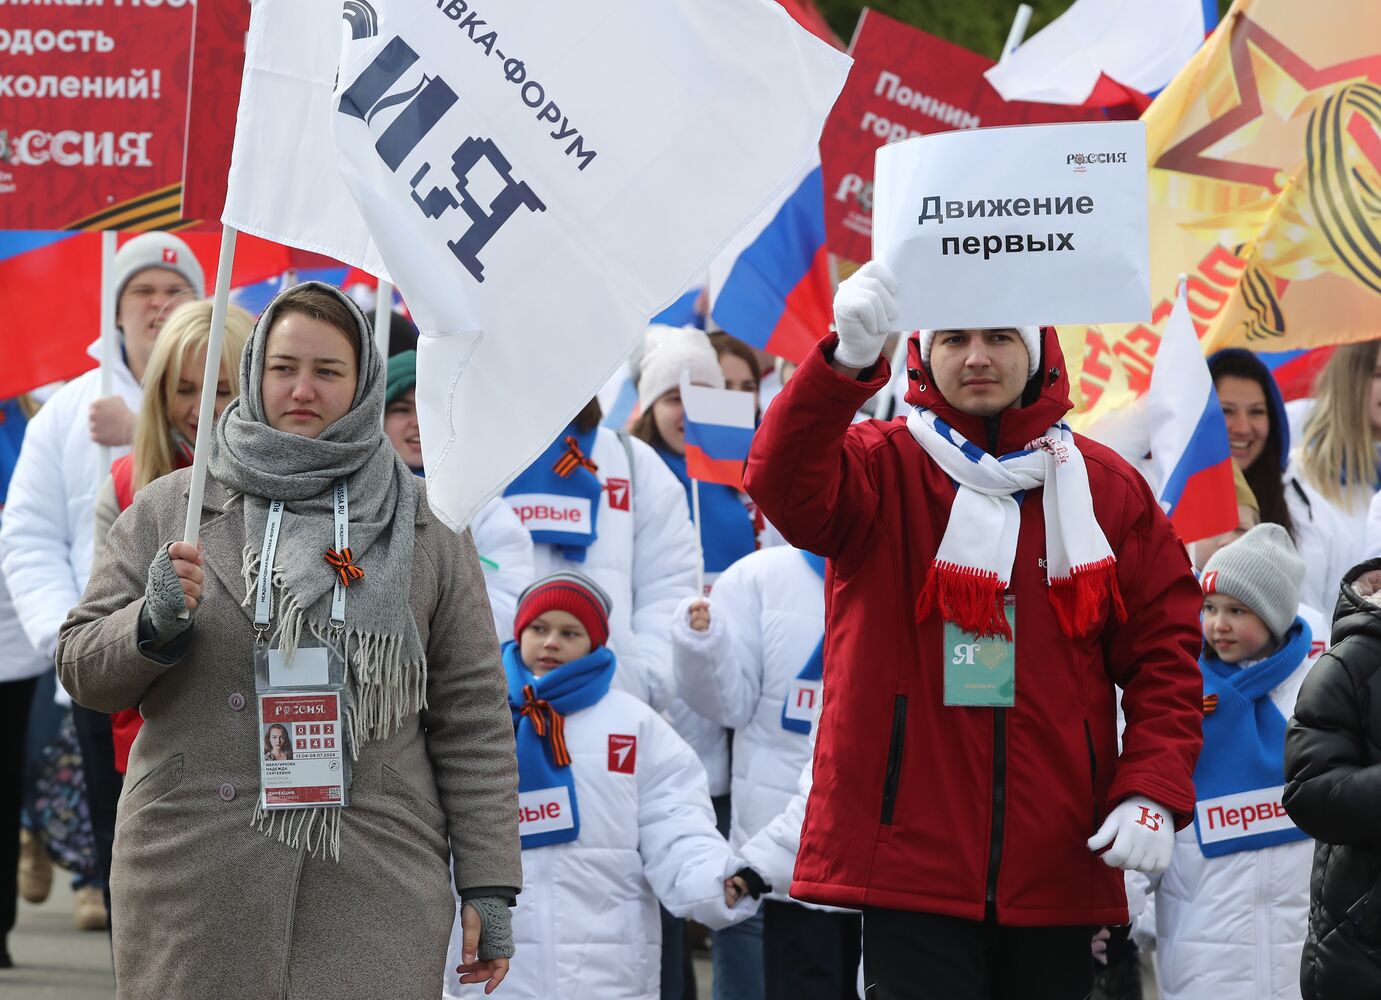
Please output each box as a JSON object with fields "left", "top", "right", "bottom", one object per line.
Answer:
{"left": 1146, "top": 280, "right": 1238, "bottom": 544}
{"left": 680, "top": 372, "right": 756, "bottom": 490}
{"left": 707, "top": 156, "right": 833, "bottom": 365}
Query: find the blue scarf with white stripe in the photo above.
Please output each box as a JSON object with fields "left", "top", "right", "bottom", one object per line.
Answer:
{"left": 781, "top": 551, "right": 826, "bottom": 734}
{"left": 503, "top": 423, "right": 603, "bottom": 563}
{"left": 1192, "top": 618, "right": 1312, "bottom": 857}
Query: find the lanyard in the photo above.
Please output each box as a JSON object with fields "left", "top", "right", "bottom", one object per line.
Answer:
{"left": 253, "top": 480, "right": 350, "bottom": 636}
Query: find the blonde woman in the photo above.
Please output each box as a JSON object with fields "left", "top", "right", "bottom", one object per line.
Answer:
{"left": 1295, "top": 341, "right": 1381, "bottom": 572}
{"left": 92, "top": 300, "right": 253, "bottom": 777}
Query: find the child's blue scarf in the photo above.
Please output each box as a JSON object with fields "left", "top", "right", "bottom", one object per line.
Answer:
{"left": 781, "top": 551, "right": 826, "bottom": 734}
{"left": 503, "top": 423, "right": 603, "bottom": 563}
{"left": 1193, "top": 617, "right": 1312, "bottom": 858}
{"left": 657, "top": 447, "right": 756, "bottom": 575}
{"left": 503, "top": 641, "right": 615, "bottom": 849}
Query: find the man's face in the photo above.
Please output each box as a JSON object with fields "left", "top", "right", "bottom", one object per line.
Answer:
{"left": 928, "top": 329, "right": 1031, "bottom": 418}
{"left": 117, "top": 266, "right": 195, "bottom": 380}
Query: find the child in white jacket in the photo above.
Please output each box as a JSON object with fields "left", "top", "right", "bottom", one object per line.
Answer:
{"left": 447, "top": 573, "right": 756, "bottom": 1000}
{"left": 1127, "top": 524, "right": 1317, "bottom": 1000}
{"left": 672, "top": 546, "right": 861, "bottom": 1000}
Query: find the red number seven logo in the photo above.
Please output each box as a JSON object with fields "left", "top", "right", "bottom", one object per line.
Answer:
{"left": 605, "top": 478, "right": 630, "bottom": 512}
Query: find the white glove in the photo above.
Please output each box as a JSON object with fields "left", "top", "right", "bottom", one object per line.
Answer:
{"left": 832, "top": 260, "right": 900, "bottom": 369}
{"left": 1087, "top": 795, "right": 1174, "bottom": 875}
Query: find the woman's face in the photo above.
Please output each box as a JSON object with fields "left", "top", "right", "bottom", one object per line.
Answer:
{"left": 385, "top": 388, "right": 422, "bottom": 470}
{"left": 652, "top": 389, "right": 685, "bottom": 455}
{"left": 1369, "top": 355, "right": 1381, "bottom": 436}
{"left": 269, "top": 728, "right": 286, "bottom": 750}
{"left": 718, "top": 353, "right": 758, "bottom": 396}
{"left": 1216, "top": 375, "right": 1271, "bottom": 470}
{"left": 167, "top": 346, "right": 233, "bottom": 444}
{"left": 262, "top": 313, "right": 358, "bottom": 438}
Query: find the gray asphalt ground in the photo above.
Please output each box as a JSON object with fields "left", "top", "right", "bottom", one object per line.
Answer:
{"left": 1, "top": 877, "right": 1156, "bottom": 999}
{"left": 2, "top": 871, "right": 116, "bottom": 999}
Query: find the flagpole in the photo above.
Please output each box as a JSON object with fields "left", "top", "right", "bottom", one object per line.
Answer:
{"left": 99, "top": 230, "right": 118, "bottom": 470}
{"left": 373, "top": 279, "right": 392, "bottom": 361}
{"left": 181, "top": 224, "right": 240, "bottom": 555}
{"left": 691, "top": 477, "right": 705, "bottom": 596}
{"left": 1001, "top": 4, "right": 1033, "bottom": 61}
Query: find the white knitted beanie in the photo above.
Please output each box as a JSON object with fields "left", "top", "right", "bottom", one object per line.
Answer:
{"left": 1202, "top": 523, "right": 1305, "bottom": 641}
{"left": 637, "top": 325, "right": 724, "bottom": 404}
{"left": 113, "top": 232, "right": 206, "bottom": 307}
{"left": 918, "top": 327, "right": 1043, "bottom": 379}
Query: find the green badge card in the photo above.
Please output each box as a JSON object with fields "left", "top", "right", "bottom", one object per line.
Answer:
{"left": 943, "top": 595, "right": 1015, "bottom": 708}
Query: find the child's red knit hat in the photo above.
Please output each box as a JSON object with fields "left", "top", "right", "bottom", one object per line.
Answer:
{"left": 514, "top": 573, "right": 612, "bottom": 649}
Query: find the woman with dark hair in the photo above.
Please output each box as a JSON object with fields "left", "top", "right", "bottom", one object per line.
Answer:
{"left": 1210, "top": 349, "right": 1353, "bottom": 614}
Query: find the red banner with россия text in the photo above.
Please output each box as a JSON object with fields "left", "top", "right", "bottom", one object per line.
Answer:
{"left": 0, "top": 0, "right": 194, "bottom": 230}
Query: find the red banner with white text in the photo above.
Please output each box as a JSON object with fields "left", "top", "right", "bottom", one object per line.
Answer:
{"left": 0, "top": 0, "right": 195, "bottom": 230}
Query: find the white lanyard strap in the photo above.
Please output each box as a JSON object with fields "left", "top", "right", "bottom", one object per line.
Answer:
{"left": 252, "top": 481, "right": 351, "bottom": 634}
{"left": 253, "top": 500, "right": 286, "bottom": 631}
{"left": 330, "top": 479, "right": 349, "bottom": 627}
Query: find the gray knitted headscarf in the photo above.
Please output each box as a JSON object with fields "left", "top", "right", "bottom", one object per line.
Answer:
{"left": 208, "top": 281, "right": 422, "bottom": 859}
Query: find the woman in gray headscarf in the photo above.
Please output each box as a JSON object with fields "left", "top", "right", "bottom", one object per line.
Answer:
{"left": 58, "top": 282, "right": 520, "bottom": 1000}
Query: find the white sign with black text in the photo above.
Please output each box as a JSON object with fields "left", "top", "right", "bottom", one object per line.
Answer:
{"left": 872, "top": 120, "right": 1150, "bottom": 331}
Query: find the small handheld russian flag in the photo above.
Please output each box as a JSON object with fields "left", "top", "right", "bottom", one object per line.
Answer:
{"left": 680, "top": 371, "right": 756, "bottom": 490}
{"left": 1146, "top": 277, "right": 1238, "bottom": 544}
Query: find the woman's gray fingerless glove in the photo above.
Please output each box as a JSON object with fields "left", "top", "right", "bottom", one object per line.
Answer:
{"left": 144, "top": 544, "right": 194, "bottom": 642}
{"left": 466, "top": 896, "right": 515, "bottom": 960}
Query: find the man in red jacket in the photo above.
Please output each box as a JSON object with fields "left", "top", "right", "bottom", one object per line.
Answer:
{"left": 744, "top": 262, "right": 1203, "bottom": 1000}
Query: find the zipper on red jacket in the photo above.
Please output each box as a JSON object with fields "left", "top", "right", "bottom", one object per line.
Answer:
{"left": 1084, "top": 719, "right": 1099, "bottom": 834}
{"left": 880, "top": 695, "right": 908, "bottom": 824}
{"left": 984, "top": 707, "right": 1007, "bottom": 911}
{"left": 983, "top": 418, "right": 1011, "bottom": 914}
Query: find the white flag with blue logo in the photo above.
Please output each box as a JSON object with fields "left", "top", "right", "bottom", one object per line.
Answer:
{"left": 224, "top": 0, "right": 850, "bottom": 530}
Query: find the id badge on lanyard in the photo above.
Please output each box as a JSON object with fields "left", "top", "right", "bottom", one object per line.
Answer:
{"left": 943, "top": 594, "right": 1016, "bottom": 708}
{"left": 252, "top": 481, "right": 352, "bottom": 811}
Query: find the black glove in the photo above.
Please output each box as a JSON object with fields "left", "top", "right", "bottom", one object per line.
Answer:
{"left": 734, "top": 867, "right": 770, "bottom": 900}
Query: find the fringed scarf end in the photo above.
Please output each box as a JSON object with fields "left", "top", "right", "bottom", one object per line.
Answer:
{"left": 916, "top": 561, "right": 1011, "bottom": 640}
{"left": 1049, "top": 556, "right": 1125, "bottom": 639}
{"left": 250, "top": 802, "right": 342, "bottom": 862}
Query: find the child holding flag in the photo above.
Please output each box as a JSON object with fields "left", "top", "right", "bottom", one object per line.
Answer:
{"left": 448, "top": 573, "right": 757, "bottom": 999}
{"left": 672, "top": 546, "right": 861, "bottom": 1000}
{"left": 633, "top": 326, "right": 761, "bottom": 590}
{"left": 1127, "top": 524, "right": 1316, "bottom": 1000}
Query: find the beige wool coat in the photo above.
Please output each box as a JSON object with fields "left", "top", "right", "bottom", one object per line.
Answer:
{"left": 57, "top": 468, "right": 521, "bottom": 1000}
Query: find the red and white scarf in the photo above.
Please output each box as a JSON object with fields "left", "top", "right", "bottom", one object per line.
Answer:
{"left": 907, "top": 407, "right": 1126, "bottom": 640}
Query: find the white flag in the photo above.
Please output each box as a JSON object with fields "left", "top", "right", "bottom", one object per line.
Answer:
{"left": 983, "top": 0, "right": 1207, "bottom": 106}
{"left": 224, "top": 0, "right": 850, "bottom": 530}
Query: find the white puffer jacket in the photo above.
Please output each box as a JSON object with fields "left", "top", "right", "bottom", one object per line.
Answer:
{"left": 1128, "top": 651, "right": 1316, "bottom": 1000}
{"left": 670, "top": 546, "right": 823, "bottom": 901}
{"left": 445, "top": 688, "right": 754, "bottom": 1000}
{"left": 509, "top": 428, "right": 699, "bottom": 710}
{"left": 1, "top": 344, "right": 140, "bottom": 665}
{"left": 0, "top": 516, "right": 50, "bottom": 683}
{"left": 469, "top": 497, "right": 534, "bottom": 639}
{"left": 1362, "top": 488, "right": 1381, "bottom": 564}
{"left": 1285, "top": 469, "right": 1362, "bottom": 614}
{"left": 506, "top": 428, "right": 728, "bottom": 792}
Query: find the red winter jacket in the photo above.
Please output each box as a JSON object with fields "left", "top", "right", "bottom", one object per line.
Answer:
{"left": 744, "top": 330, "right": 1203, "bottom": 927}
